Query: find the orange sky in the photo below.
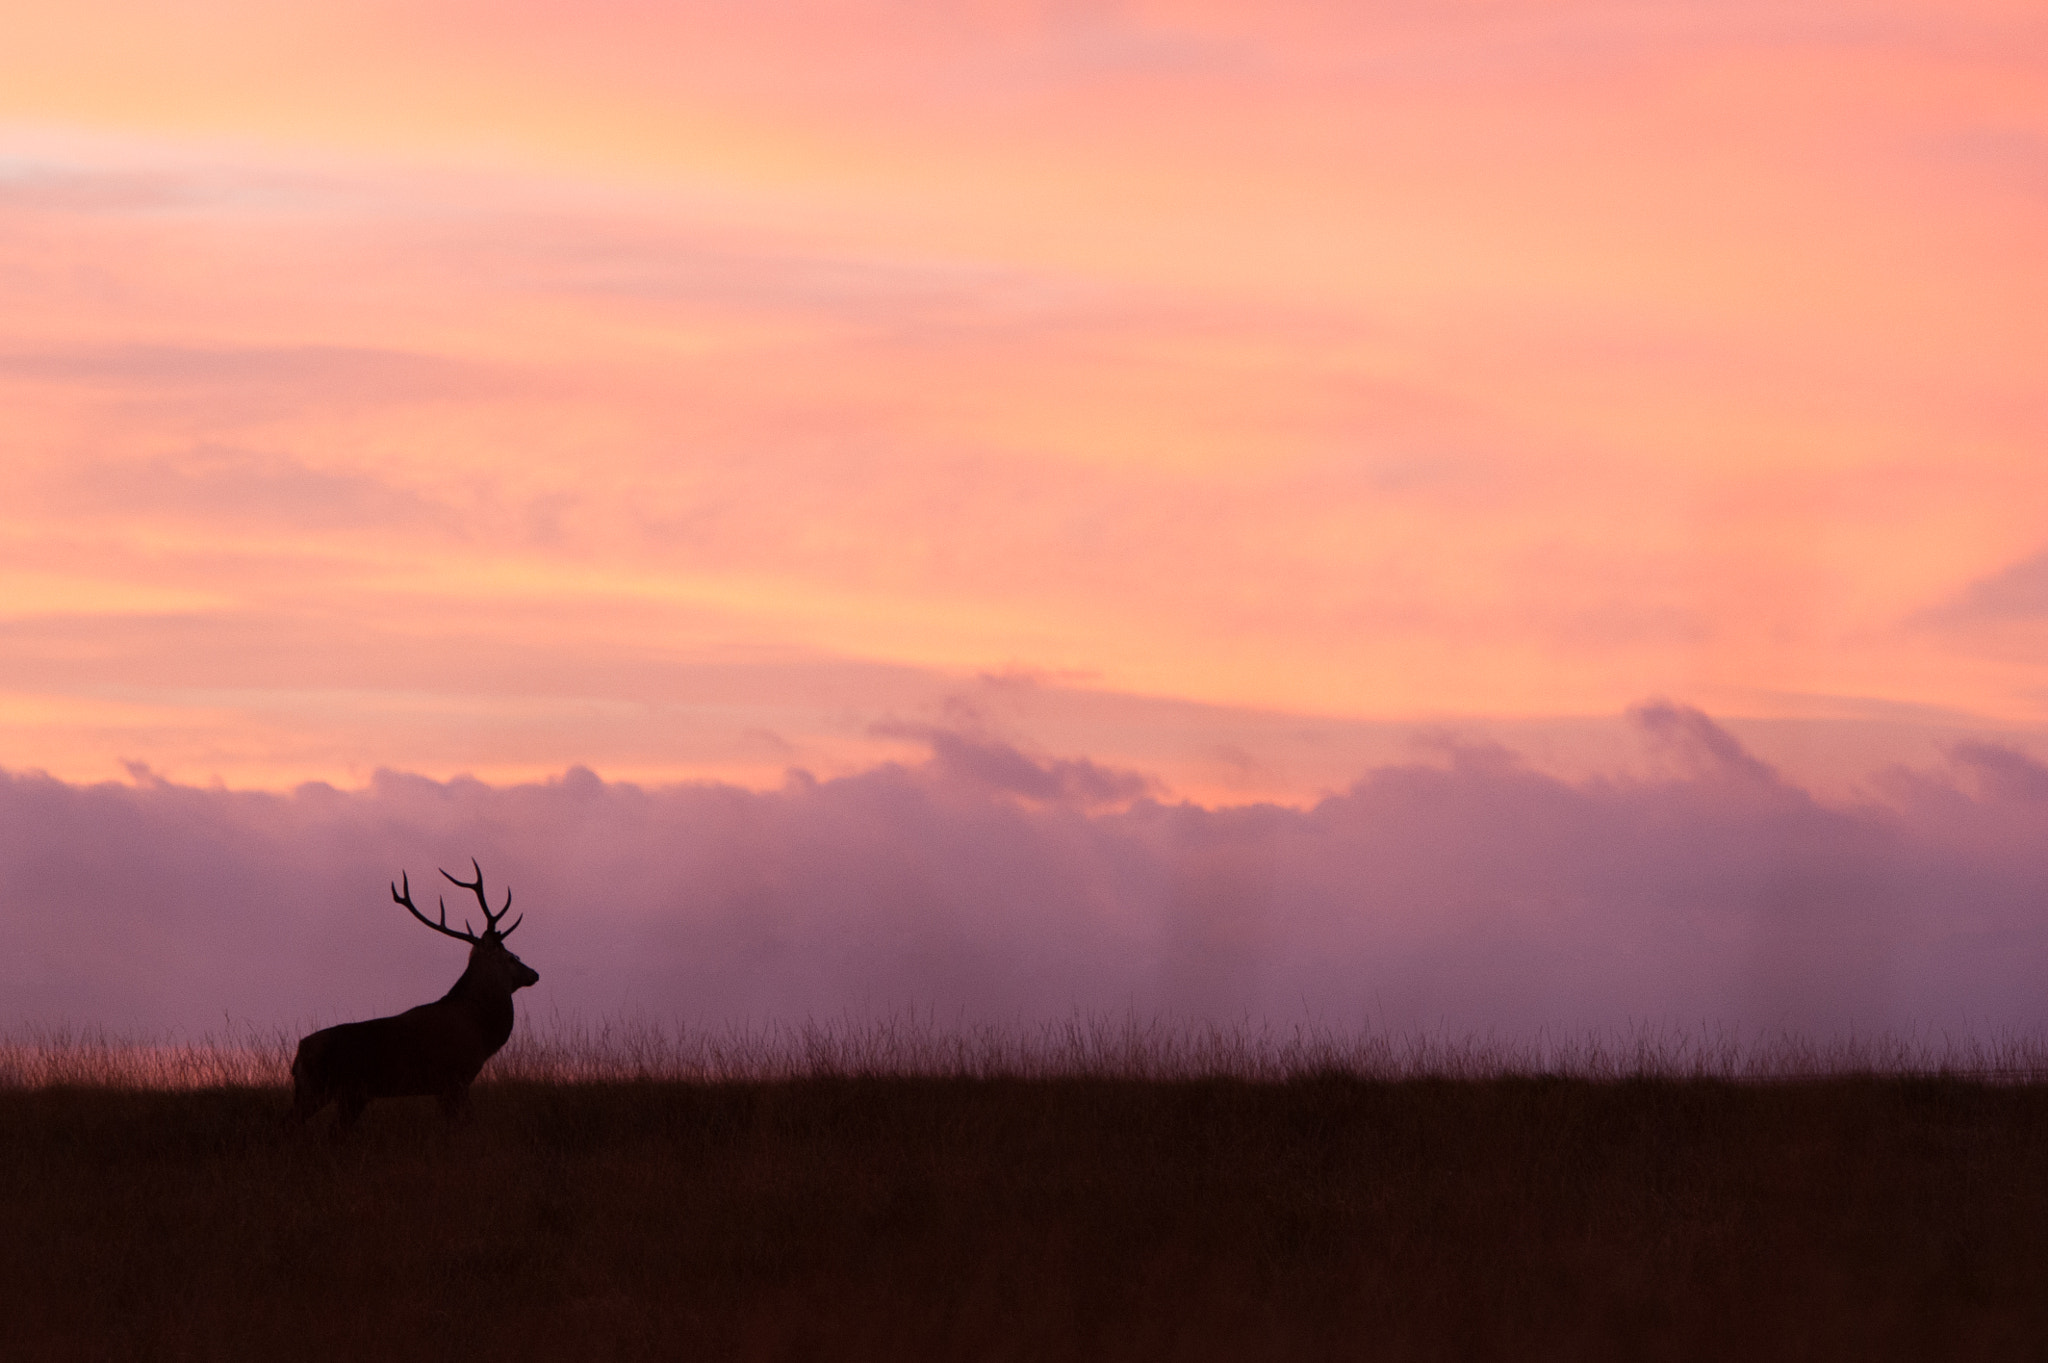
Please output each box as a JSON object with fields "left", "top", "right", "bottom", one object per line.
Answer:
{"left": 2, "top": 1, "right": 2045, "bottom": 800}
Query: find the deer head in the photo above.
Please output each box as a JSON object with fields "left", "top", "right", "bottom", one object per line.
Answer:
{"left": 392, "top": 858, "right": 540, "bottom": 992}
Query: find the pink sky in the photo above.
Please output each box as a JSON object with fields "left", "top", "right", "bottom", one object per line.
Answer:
{"left": 2, "top": 4, "right": 2046, "bottom": 1035}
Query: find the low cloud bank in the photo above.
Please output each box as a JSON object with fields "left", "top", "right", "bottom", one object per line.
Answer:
{"left": 4, "top": 704, "right": 2047, "bottom": 1040}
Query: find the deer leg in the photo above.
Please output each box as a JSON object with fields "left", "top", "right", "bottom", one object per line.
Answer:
{"left": 284, "top": 1081, "right": 326, "bottom": 1130}
{"left": 439, "top": 1084, "right": 474, "bottom": 1124}
{"left": 333, "top": 1092, "right": 369, "bottom": 1137}
{"left": 286, "top": 1048, "right": 327, "bottom": 1130}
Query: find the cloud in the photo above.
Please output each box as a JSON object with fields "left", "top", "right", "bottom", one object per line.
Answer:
{"left": 4, "top": 705, "right": 2048, "bottom": 1040}
{"left": 873, "top": 722, "right": 1154, "bottom": 807}
{"left": 0, "top": 165, "right": 193, "bottom": 215}
{"left": 1629, "top": 698, "right": 1780, "bottom": 782}
{"left": 57, "top": 447, "right": 440, "bottom": 533}
{"left": 0, "top": 344, "right": 494, "bottom": 406}
{"left": 1919, "top": 548, "right": 2048, "bottom": 626}
{"left": 1950, "top": 742, "right": 2048, "bottom": 803}
{"left": 503, "top": 215, "right": 1079, "bottom": 335}
{"left": 1927, "top": 128, "right": 2048, "bottom": 203}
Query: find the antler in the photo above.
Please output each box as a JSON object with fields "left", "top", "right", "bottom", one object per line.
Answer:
{"left": 392, "top": 869, "right": 482, "bottom": 943}
{"left": 440, "top": 857, "right": 522, "bottom": 940}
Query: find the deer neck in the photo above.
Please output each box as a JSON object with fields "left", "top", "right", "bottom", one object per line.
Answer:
{"left": 440, "top": 960, "right": 517, "bottom": 1046}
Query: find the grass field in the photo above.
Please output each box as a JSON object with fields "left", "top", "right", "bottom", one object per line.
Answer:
{"left": 5, "top": 1027, "right": 2048, "bottom": 1360}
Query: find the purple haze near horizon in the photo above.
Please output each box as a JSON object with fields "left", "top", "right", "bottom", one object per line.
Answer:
{"left": 4, "top": 704, "right": 2046, "bottom": 1042}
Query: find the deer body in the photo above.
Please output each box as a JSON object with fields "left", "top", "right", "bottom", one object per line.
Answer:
{"left": 289, "top": 861, "right": 538, "bottom": 1132}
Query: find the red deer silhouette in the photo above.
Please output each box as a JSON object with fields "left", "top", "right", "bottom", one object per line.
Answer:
{"left": 289, "top": 860, "right": 539, "bottom": 1132}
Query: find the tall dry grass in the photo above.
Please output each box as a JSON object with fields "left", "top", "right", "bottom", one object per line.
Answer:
{"left": 9, "top": 1014, "right": 2048, "bottom": 1089}
{"left": 0, "top": 1025, "right": 292, "bottom": 1089}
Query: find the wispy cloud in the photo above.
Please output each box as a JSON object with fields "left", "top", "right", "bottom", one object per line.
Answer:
{"left": 1917, "top": 547, "right": 2048, "bottom": 627}
{"left": 51, "top": 446, "right": 443, "bottom": 532}
{"left": 874, "top": 722, "right": 1155, "bottom": 808}
{"left": 0, "top": 163, "right": 195, "bottom": 214}
{"left": 0, "top": 344, "right": 492, "bottom": 402}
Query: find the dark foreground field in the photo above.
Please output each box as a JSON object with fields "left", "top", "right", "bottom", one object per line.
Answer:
{"left": 5, "top": 1076, "right": 2048, "bottom": 1361}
